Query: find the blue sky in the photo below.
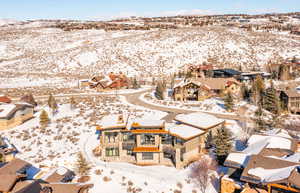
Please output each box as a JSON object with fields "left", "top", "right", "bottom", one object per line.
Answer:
{"left": 0, "top": 0, "right": 299, "bottom": 20}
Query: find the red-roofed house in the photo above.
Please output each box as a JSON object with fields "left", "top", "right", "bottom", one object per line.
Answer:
{"left": 0, "top": 96, "right": 12, "bottom": 104}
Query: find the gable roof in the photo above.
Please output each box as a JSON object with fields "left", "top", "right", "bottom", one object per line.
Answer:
{"left": 0, "top": 174, "right": 26, "bottom": 192}
{"left": 11, "top": 180, "right": 94, "bottom": 193}
{"left": 0, "top": 95, "right": 12, "bottom": 103}
{"left": 42, "top": 167, "right": 75, "bottom": 183}
{"left": 0, "top": 103, "right": 33, "bottom": 119}
{"left": 240, "top": 155, "right": 300, "bottom": 186}
{"left": 282, "top": 86, "right": 300, "bottom": 98}
{"left": 173, "top": 78, "right": 240, "bottom": 90}
{"left": 0, "top": 158, "right": 31, "bottom": 175}
{"left": 224, "top": 130, "right": 298, "bottom": 169}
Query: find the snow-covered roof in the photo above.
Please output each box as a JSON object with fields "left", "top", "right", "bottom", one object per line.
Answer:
{"left": 98, "top": 114, "right": 127, "bottom": 129}
{"left": 166, "top": 123, "right": 205, "bottom": 140}
{"left": 173, "top": 80, "right": 186, "bottom": 88}
{"left": 175, "top": 112, "right": 224, "bottom": 129}
{"left": 0, "top": 104, "right": 16, "bottom": 118}
{"left": 41, "top": 166, "right": 69, "bottom": 181}
{"left": 225, "top": 131, "right": 296, "bottom": 168}
{"left": 129, "top": 119, "right": 165, "bottom": 128}
{"left": 246, "top": 134, "right": 292, "bottom": 152}
{"left": 248, "top": 165, "right": 299, "bottom": 183}
{"left": 225, "top": 153, "right": 249, "bottom": 168}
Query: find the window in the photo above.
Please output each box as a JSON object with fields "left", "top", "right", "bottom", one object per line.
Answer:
{"left": 105, "top": 132, "right": 118, "bottom": 143}
{"left": 142, "top": 152, "right": 153, "bottom": 160}
{"left": 123, "top": 133, "right": 135, "bottom": 141}
{"left": 105, "top": 148, "right": 119, "bottom": 157}
{"left": 175, "top": 137, "right": 184, "bottom": 145}
{"left": 126, "top": 149, "right": 132, "bottom": 156}
{"left": 141, "top": 134, "right": 155, "bottom": 145}
{"left": 161, "top": 135, "right": 172, "bottom": 144}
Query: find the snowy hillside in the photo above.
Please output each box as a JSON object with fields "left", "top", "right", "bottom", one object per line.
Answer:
{"left": 0, "top": 22, "right": 299, "bottom": 80}
{"left": 0, "top": 18, "right": 19, "bottom": 26}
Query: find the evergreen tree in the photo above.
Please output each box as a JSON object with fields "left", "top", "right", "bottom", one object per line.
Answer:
{"left": 278, "top": 64, "right": 290, "bottom": 81}
{"left": 132, "top": 77, "right": 140, "bottom": 89}
{"left": 213, "top": 126, "right": 233, "bottom": 164}
{"left": 170, "top": 74, "right": 175, "bottom": 89}
{"left": 151, "top": 77, "right": 156, "bottom": 86}
{"left": 252, "top": 75, "right": 265, "bottom": 105}
{"left": 75, "top": 152, "right": 91, "bottom": 176}
{"left": 254, "top": 104, "right": 267, "bottom": 132}
{"left": 162, "top": 79, "right": 167, "bottom": 89}
{"left": 263, "top": 82, "right": 281, "bottom": 115}
{"left": 0, "top": 153, "right": 4, "bottom": 163}
{"left": 155, "top": 81, "right": 165, "bottom": 100}
{"left": 39, "top": 110, "right": 50, "bottom": 128}
{"left": 240, "top": 83, "right": 250, "bottom": 101}
{"left": 70, "top": 97, "right": 76, "bottom": 109}
{"left": 48, "top": 94, "right": 58, "bottom": 113}
{"left": 224, "top": 92, "right": 234, "bottom": 111}
{"left": 205, "top": 130, "right": 214, "bottom": 149}
{"left": 178, "top": 71, "right": 183, "bottom": 78}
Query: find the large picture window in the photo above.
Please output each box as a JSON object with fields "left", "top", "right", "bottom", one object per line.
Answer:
{"left": 105, "top": 148, "right": 119, "bottom": 157}
{"left": 142, "top": 152, "right": 153, "bottom": 160}
{"left": 161, "top": 134, "right": 172, "bottom": 144}
{"left": 141, "top": 134, "right": 155, "bottom": 145}
{"left": 105, "top": 132, "right": 118, "bottom": 143}
{"left": 123, "top": 133, "right": 135, "bottom": 141}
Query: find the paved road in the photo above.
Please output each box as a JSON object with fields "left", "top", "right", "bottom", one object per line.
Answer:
{"left": 13, "top": 88, "right": 250, "bottom": 122}
{"left": 123, "top": 90, "right": 250, "bottom": 122}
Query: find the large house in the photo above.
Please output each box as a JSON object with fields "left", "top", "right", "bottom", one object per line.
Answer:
{"left": 173, "top": 78, "right": 241, "bottom": 101}
{"left": 212, "top": 69, "right": 242, "bottom": 79}
{"left": 221, "top": 130, "right": 300, "bottom": 193}
{"left": 0, "top": 95, "right": 12, "bottom": 104}
{"left": 280, "top": 85, "right": 300, "bottom": 114}
{"left": 88, "top": 72, "right": 129, "bottom": 91}
{"left": 0, "top": 158, "right": 93, "bottom": 193}
{"left": 94, "top": 112, "right": 224, "bottom": 168}
{"left": 188, "top": 64, "right": 214, "bottom": 78}
{"left": 0, "top": 103, "right": 34, "bottom": 130}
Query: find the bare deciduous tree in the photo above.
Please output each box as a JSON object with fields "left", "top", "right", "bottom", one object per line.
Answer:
{"left": 189, "top": 156, "right": 217, "bottom": 193}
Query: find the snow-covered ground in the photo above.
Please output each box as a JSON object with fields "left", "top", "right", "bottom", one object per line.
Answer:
{"left": 141, "top": 92, "right": 235, "bottom": 115}
{"left": 0, "top": 95, "right": 220, "bottom": 193}
{"left": 0, "top": 23, "right": 299, "bottom": 81}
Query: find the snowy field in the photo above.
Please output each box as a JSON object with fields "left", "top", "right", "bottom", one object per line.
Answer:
{"left": 0, "top": 22, "right": 299, "bottom": 81}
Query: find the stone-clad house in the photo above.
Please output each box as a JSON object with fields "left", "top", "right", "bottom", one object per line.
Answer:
{"left": 0, "top": 103, "right": 34, "bottom": 130}
{"left": 173, "top": 78, "right": 241, "bottom": 101}
{"left": 95, "top": 112, "right": 224, "bottom": 168}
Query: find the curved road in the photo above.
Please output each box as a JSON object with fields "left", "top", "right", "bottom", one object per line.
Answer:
{"left": 123, "top": 90, "right": 249, "bottom": 122}
{"left": 13, "top": 88, "right": 249, "bottom": 122}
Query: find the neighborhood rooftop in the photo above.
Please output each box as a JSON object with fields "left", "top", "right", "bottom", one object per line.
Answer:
{"left": 225, "top": 130, "right": 298, "bottom": 168}
{"left": 175, "top": 112, "right": 224, "bottom": 130}
{"left": 166, "top": 123, "right": 206, "bottom": 140}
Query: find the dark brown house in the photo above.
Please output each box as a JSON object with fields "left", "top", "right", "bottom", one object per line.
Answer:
{"left": 280, "top": 85, "right": 300, "bottom": 114}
